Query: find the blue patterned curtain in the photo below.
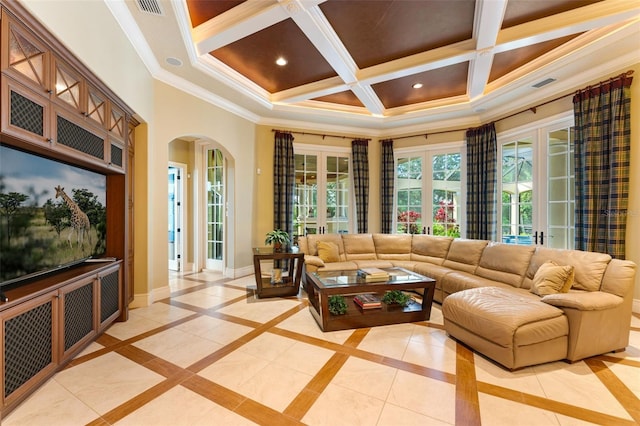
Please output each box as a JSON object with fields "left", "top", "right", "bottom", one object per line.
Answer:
{"left": 573, "top": 73, "right": 632, "bottom": 259}
{"left": 466, "top": 123, "right": 497, "bottom": 241}
{"left": 273, "top": 131, "right": 295, "bottom": 241}
{"left": 380, "top": 139, "right": 394, "bottom": 233}
{"left": 352, "top": 139, "right": 369, "bottom": 233}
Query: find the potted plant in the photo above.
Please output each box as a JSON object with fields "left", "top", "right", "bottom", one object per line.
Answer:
{"left": 381, "top": 290, "right": 412, "bottom": 307}
{"left": 328, "top": 295, "right": 348, "bottom": 315}
{"left": 265, "top": 229, "right": 290, "bottom": 251}
{"left": 265, "top": 229, "right": 290, "bottom": 283}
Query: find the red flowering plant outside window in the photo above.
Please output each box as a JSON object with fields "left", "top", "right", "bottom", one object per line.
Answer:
{"left": 433, "top": 200, "right": 460, "bottom": 237}
{"left": 397, "top": 210, "right": 421, "bottom": 234}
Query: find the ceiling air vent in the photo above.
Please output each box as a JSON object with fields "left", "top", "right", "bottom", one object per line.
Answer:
{"left": 532, "top": 78, "right": 556, "bottom": 88}
{"left": 136, "top": 0, "right": 163, "bottom": 16}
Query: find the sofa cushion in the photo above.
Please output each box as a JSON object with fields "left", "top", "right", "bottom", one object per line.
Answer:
{"left": 410, "top": 235, "right": 453, "bottom": 265}
{"left": 526, "top": 247, "right": 611, "bottom": 292}
{"left": 600, "top": 259, "right": 636, "bottom": 298}
{"left": 353, "top": 260, "right": 394, "bottom": 269}
{"left": 342, "top": 234, "right": 377, "bottom": 260}
{"left": 373, "top": 233, "right": 412, "bottom": 260}
{"left": 441, "top": 271, "right": 516, "bottom": 296}
{"left": 316, "top": 261, "right": 359, "bottom": 272}
{"left": 475, "top": 242, "right": 535, "bottom": 288}
{"left": 442, "top": 239, "right": 488, "bottom": 273}
{"left": 306, "top": 234, "right": 346, "bottom": 260}
{"left": 530, "top": 261, "right": 574, "bottom": 296}
{"left": 443, "top": 287, "right": 566, "bottom": 348}
{"left": 317, "top": 241, "right": 340, "bottom": 263}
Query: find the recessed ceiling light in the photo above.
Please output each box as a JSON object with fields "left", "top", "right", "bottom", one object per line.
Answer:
{"left": 412, "top": 83, "right": 423, "bottom": 89}
{"left": 276, "top": 57, "right": 287, "bottom": 66}
{"left": 166, "top": 57, "right": 182, "bottom": 67}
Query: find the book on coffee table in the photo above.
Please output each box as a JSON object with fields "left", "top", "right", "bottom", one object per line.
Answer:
{"left": 354, "top": 294, "right": 382, "bottom": 309}
{"left": 357, "top": 267, "right": 390, "bottom": 282}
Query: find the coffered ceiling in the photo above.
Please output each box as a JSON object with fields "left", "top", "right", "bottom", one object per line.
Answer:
{"left": 110, "top": 0, "right": 640, "bottom": 134}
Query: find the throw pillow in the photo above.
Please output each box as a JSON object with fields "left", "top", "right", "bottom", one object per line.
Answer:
{"left": 530, "top": 261, "right": 575, "bottom": 296}
{"left": 317, "top": 241, "right": 340, "bottom": 263}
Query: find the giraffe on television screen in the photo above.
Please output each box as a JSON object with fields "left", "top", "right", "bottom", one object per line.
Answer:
{"left": 54, "top": 185, "right": 90, "bottom": 249}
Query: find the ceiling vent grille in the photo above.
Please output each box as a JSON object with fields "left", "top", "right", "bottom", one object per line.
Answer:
{"left": 532, "top": 78, "right": 556, "bottom": 88}
{"left": 136, "top": 0, "right": 163, "bottom": 16}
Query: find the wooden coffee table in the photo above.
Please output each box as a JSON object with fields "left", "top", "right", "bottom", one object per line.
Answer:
{"left": 305, "top": 267, "right": 435, "bottom": 332}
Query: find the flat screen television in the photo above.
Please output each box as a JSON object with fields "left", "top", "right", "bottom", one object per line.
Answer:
{"left": 0, "top": 143, "right": 107, "bottom": 292}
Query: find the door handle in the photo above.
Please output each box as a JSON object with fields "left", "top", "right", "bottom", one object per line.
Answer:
{"left": 534, "top": 231, "right": 538, "bottom": 245}
{"left": 540, "top": 232, "right": 544, "bottom": 245}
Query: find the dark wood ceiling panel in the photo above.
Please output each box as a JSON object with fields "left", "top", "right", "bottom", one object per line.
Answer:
{"left": 186, "top": 0, "right": 247, "bottom": 27}
{"left": 312, "top": 90, "right": 364, "bottom": 107}
{"left": 210, "top": 19, "right": 337, "bottom": 93}
{"left": 372, "top": 62, "right": 469, "bottom": 109}
{"left": 502, "top": 0, "right": 602, "bottom": 29}
{"left": 319, "top": 0, "right": 475, "bottom": 69}
{"left": 489, "top": 34, "right": 582, "bottom": 82}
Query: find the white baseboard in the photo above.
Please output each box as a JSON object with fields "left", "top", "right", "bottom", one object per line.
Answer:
{"left": 224, "top": 265, "right": 254, "bottom": 279}
{"left": 128, "top": 285, "right": 172, "bottom": 309}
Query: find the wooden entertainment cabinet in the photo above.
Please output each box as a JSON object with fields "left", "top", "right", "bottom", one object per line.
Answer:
{"left": 0, "top": 1, "right": 136, "bottom": 416}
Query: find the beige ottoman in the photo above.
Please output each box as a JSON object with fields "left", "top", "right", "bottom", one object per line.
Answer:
{"left": 442, "top": 287, "right": 569, "bottom": 370}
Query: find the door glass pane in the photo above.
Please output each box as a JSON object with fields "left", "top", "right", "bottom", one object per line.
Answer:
{"left": 396, "top": 157, "right": 422, "bottom": 233}
{"left": 207, "top": 149, "right": 224, "bottom": 261}
{"left": 168, "top": 169, "right": 176, "bottom": 262}
{"left": 547, "top": 127, "right": 574, "bottom": 249}
{"left": 502, "top": 139, "right": 533, "bottom": 245}
{"left": 325, "top": 156, "right": 349, "bottom": 234}
{"left": 294, "top": 154, "right": 318, "bottom": 237}
{"left": 432, "top": 153, "right": 461, "bottom": 237}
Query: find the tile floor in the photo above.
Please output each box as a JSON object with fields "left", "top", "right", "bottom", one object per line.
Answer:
{"left": 3, "top": 271, "right": 640, "bottom": 426}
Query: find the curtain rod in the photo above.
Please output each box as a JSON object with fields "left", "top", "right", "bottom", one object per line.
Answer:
{"left": 391, "top": 69, "right": 634, "bottom": 141}
{"left": 271, "top": 129, "right": 370, "bottom": 141}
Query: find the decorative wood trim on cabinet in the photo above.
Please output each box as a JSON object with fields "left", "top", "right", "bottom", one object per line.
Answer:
{"left": 0, "top": 0, "right": 137, "bottom": 416}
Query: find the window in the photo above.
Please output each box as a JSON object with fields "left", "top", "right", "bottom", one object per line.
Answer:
{"left": 294, "top": 146, "right": 352, "bottom": 237}
{"left": 395, "top": 146, "right": 462, "bottom": 236}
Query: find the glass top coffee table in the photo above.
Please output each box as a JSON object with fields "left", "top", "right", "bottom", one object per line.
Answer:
{"left": 305, "top": 267, "right": 436, "bottom": 332}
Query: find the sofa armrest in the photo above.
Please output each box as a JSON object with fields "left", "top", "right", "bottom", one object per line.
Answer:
{"left": 304, "top": 255, "right": 325, "bottom": 268}
{"left": 541, "top": 291, "right": 623, "bottom": 311}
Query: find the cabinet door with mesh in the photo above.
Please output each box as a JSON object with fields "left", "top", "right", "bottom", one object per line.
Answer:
{"left": 1, "top": 292, "right": 58, "bottom": 409}
{"left": 59, "top": 276, "right": 97, "bottom": 361}
{"left": 98, "top": 265, "right": 121, "bottom": 331}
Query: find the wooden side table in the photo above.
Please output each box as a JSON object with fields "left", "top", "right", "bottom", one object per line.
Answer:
{"left": 252, "top": 247, "right": 305, "bottom": 298}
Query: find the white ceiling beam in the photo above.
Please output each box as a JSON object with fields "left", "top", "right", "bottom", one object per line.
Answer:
{"left": 467, "top": 0, "right": 506, "bottom": 99}
{"left": 358, "top": 41, "right": 476, "bottom": 85}
{"left": 285, "top": 2, "right": 359, "bottom": 84}
{"left": 350, "top": 83, "right": 385, "bottom": 116}
{"left": 194, "top": 0, "right": 288, "bottom": 54}
{"left": 496, "top": 0, "right": 640, "bottom": 53}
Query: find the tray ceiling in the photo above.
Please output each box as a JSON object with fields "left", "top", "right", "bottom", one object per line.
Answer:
{"left": 115, "top": 0, "right": 640, "bottom": 133}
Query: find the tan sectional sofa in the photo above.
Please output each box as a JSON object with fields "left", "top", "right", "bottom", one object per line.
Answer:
{"left": 298, "top": 233, "right": 637, "bottom": 369}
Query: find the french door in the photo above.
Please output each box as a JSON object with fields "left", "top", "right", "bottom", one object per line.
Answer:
{"left": 395, "top": 146, "right": 462, "bottom": 237}
{"left": 205, "top": 149, "right": 224, "bottom": 270}
{"left": 498, "top": 116, "right": 574, "bottom": 248}
{"left": 294, "top": 147, "right": 352, "bottom": 238}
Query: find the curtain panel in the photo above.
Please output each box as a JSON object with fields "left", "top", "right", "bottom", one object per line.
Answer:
{"left": 466, "top": 123, "right": 497, "bottom": 241}
{"left": 573, "top": 73, "right": 633, "bottom": 259}
{"left": 352, "top": 139, "right": 369, "bottom": 233}
{"left": 273, "top": 131, "right": 295, "bottom": 241}
{"left": 380, "top": 139, "right": 395, "bottom": 233}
